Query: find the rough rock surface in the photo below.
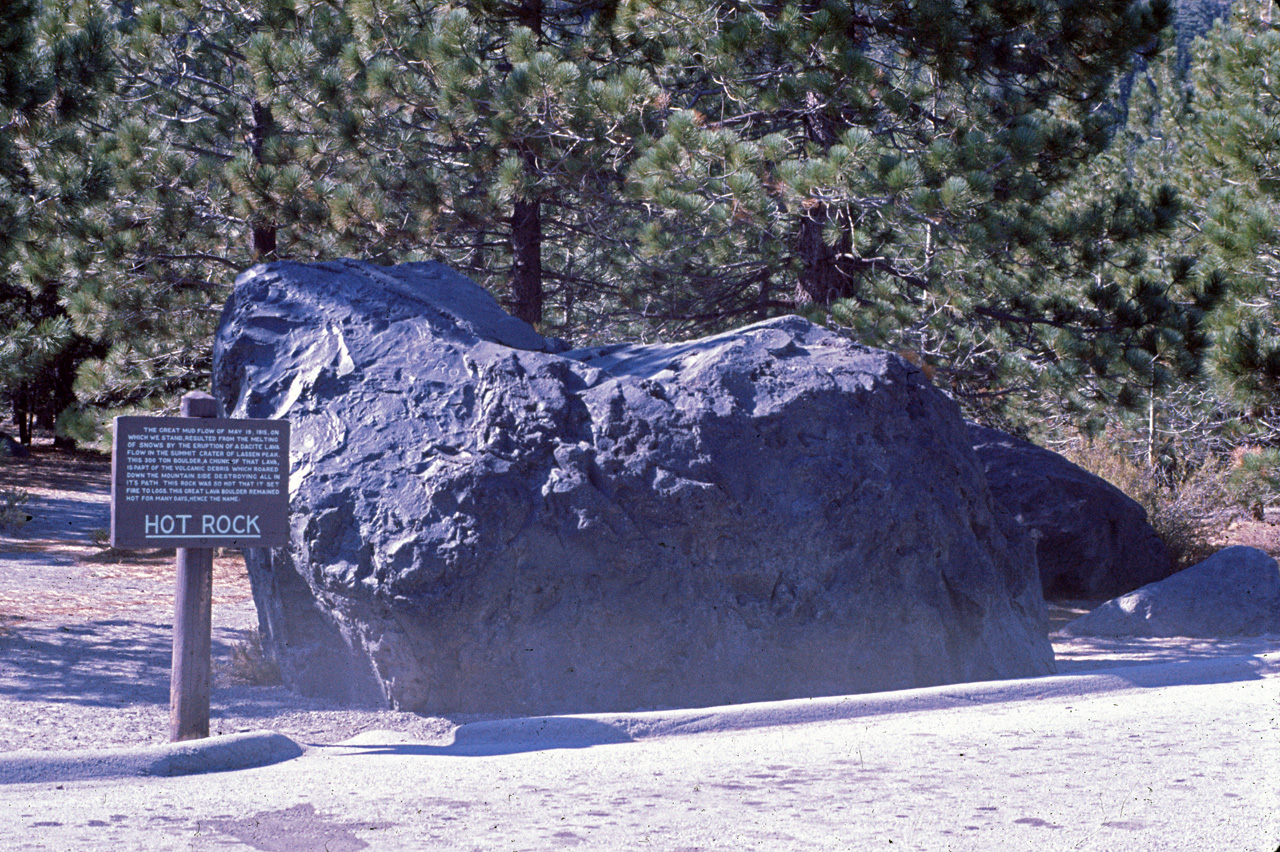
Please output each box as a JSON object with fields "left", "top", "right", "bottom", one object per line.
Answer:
{"left": 1062, "top": 546, "right": 1280, "bottom": 638}
{"left": 969, "top": 425, "right": 1172, "bottom": 599}
{"left": 213, "top": 259, "right": 1055, "bottom": 715}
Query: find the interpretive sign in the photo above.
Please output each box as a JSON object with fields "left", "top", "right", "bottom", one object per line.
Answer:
{"left": 110, "top": 415, "right": 290, "bottom": 549}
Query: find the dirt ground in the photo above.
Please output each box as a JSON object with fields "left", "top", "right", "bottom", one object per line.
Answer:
{"left": 0, "top": 442, "right": 253, "bottom": 630}
{"left": 0, "top": 440, "right": 462, "bottom": 752}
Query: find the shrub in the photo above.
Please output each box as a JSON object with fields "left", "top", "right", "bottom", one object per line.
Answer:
{"left": 1227, "top": 446, "right": 1280, "bottom": 519}
{"left": 0, "top": 489, "right": 31, "bottom": 533}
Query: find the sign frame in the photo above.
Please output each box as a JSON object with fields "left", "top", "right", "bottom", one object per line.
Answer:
{"left": 110, "top": 412, "right": 290, "bottom": 549}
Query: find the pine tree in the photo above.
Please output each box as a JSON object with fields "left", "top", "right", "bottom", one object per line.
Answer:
{"left": 61, "top": 0, "right": 355, "bottom": 443}
{"left": 609, "top": 0, "right": 1227, "bottom": 434}
{"left": 993, "top": 30, "right": 1230, "bottom": 449}
{"left": 10, "top": 0, "right": 1238, "bottom": 451}
{"left": 337, "top": 0, "right": 659, "bottom": 329}
{"left": 0, "top": 0, "right": 116, "bottom": 446}
{"left": 1186, "top": 5, "right": 1280, "bottom": 427}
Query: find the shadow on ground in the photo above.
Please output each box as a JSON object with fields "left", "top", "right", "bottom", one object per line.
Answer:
{"left": 0, "top": 619, "right": 251, "bottom": 707}
{"left": 318, "top": 717, "right": 637, "bottom": 758}
{"left": 0, "top": 449, "right": 110, "bottom": 494}
{"left": 8, "top": 494, "right": 109, "bottom": 544}
{"left": 1052, "top": 634, "right": 1280, "bottom": 671}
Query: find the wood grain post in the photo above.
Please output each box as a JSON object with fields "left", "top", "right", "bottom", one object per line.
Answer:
{"left": 170, "top": 391, "right": 217, "bottom": 742}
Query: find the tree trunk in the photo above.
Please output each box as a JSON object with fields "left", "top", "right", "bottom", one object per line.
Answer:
{"left": 794, "top": 92, "right": 855, "bottom": 307}
{"left": 511, "top": 196, "right": 543, "bottom": 326}
{"left": 252, "top": 223, "right": 277, "bottom": 260}
{"left": 13, "top": 385, "right": 30, "bottom": 445}
{"left": 249, "top": 100, "right": 278, "bottom": 260}
{"left": 517, "top": 0, "right": 544, "bottom": 35}
{"left": 51, "top": 349, "right": 79, "bottom": 450}
{"left": 794, "top": 204, "right": 851, "bottom": 306}
{"left": 508, "top": 0, "right": 545, "bottom": 327}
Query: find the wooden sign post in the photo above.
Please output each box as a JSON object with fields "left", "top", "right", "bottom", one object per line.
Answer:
{"left": 172, "top": 392, "right": 216, "bottom": 741}
{"left": 109, "top": 391, "right": 290, "bottom": 742}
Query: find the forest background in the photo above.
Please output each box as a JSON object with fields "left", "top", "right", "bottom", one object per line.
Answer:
{"left": 4, "top": 0, "right": 1280, "bottom": 536}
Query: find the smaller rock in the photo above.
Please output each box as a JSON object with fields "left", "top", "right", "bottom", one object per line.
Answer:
{"left": 1061, "top": 546, "right": 1280, "bottom": 638}
{"left": 969, "top": 424, "right": 1171, "bottom": 599}
{"left": 0, "top": 433, "right": 29, "bottom": 458}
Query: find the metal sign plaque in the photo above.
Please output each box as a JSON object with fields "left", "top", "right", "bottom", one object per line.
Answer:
{"left": 110, "top": 416, "right": 290, "bottom": 549}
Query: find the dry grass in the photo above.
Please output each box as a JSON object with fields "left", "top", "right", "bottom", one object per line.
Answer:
{"left": 1060, "top": 439, "right": 1238, "bottom": 571}
{"left": 217, "top": 629, "right": 282, "bottom": 686}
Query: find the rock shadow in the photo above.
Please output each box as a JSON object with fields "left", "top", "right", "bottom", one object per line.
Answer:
{"left": 1048, "top": 646, "right": 1275, "bottom": 688}
{"left": 327, "top": 716, "right": 635, "bottom": 757}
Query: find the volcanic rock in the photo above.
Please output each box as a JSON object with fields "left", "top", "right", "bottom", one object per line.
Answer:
{"left": 969, "top": 425, "right": 1172, "bottom": 599}
{"left": 213, "top": 259, "right": 1055, "bottom": 714}
{"left": 1062, "top": 546, "right": 1280, "bottom": 637}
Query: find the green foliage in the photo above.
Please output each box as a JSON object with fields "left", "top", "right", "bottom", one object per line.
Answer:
{"left": 1185, "top": 7, "right": 1280, "bottom": 426}
{"left": 0, "top": 0, "right": 117, "bottom": 446}
{"left": 334, "top": 0, "right": 661, "bottom": 328}
{"left": 611, "top": 0, "right": 1219, "bottom": 433}
{"left": 4, "top": 0, "right": 1279, "bottom": 500}
{"left": 64, "top": 0, "right": 368, "bottom": 441}
{"left": 1067, "top": 5, "right": 1280, "bottom": 468}
{"left": 1227, "top": 446, "right": 1280, "bottom": 519}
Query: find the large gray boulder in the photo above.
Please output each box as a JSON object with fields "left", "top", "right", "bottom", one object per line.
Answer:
{"left": 969, "top": 425, "right": 1172, "bottom": 600}
{"left": 213, "top": 259, "right": 1055, "bottom": 715}
{"left": 1062, "top": 546, "right": 1280, "bottom": 638}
